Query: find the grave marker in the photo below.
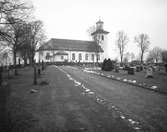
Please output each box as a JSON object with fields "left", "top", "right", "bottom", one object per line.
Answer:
{"left": 145, "top": 67, "right": 153, "bottom": 78}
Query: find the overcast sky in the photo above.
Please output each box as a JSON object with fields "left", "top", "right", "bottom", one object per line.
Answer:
{"left": 32, "top": 0, "right": 167, "bottom": 59}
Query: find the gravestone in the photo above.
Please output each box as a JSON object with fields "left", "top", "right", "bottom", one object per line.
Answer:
{"left": 165, "top": 64, "right": 167, "bottom": 73}
{"left": 136, "top": 65, "right": 143, "bottom": 72}
{"left": 145, "top": 67, "right": 153, "bottom": 78}
{"left": 136, "top": 66, "right": 140, "bottom": 72}
{"left": 115, "top": 66, "right": 119, "bottom": 73}
{"left": 128, "top": 67, "right": 135, "bottom": 75}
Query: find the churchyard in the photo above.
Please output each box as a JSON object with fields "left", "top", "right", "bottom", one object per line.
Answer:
{"left": 82, "top": 63, "right": 167, "bottom": 94}
{"left": 1, "top": 0, "right": 167, "bottom": 131}
{"left": 0, "top": 63, "right": 167, "bottom": 132}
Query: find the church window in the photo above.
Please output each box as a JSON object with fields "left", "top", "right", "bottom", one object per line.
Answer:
{"left": 91, "top": 54, "right": 94, "bottom": 61}
{"left": 72, "top": 53, "right": 75, "bottom": 60}
{"left": 98, "top": 54, "right": 100, "bottom": 60}
{"left": 79, "top": 53, "right": 82, "bottom": 60}
{"left": 85, "top": 54, "right": 88, "bottom": 60}
{"left": 46, "top": 52, "right": 50, "bottom": 60}
{"left": 102, "top": 35, "right": 104, "bottom": 41}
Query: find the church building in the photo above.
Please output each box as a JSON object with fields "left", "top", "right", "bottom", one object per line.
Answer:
{"left": 36, "top": 20, "right": 109, "bottom": 63}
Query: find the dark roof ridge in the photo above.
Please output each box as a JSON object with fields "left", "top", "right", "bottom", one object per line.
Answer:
{"left": 50, "top": 38, "right": 95, "bottom": 43}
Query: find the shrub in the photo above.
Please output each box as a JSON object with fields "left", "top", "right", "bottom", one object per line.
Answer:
{"left": 101, "top": 59, "right": 114, "bottom": 71}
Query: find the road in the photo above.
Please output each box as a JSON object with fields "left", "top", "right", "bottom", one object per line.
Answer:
{"left": 60, "top": 65, "right": 167, "bottom": 132}
{"left": 6, "top": 65, "right": 167, "bottom": 132}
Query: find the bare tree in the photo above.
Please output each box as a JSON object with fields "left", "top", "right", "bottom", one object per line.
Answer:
{"left": 116, "top": 31, "right": 129, "bottom": 65}
{"left": 0, "top": 0, "right": 32, "bottom": 24}
{"left": 134, "top": 33, "right": 150, "bottom": 64}
{"left": 16, "top": 20, "right": 46, "bottom": 65}
{"left": 86, "top": 25, "right": 96, "bottom": 40}
{"left": 147, "top": 47, "right": 162, "bottom": 63}
{"left": 28, "top": 20, "right": 46, "bottom": 65}
{"left": 130, "top": 52, "right": 135, "bottom": 62}
{"left": 123, "top": 52, "right": 132, "bottom": 63}
{"left": 0, "top": 0, "right": 33, "bottom": 74}
{"left": 0, "top": 18, "right": 27, "bottom": 75}
{"left": 0, "top": 0, "right": 33, "bottom": 44}
{"left": 16, "top": 22, "right": 32, "bottom": 65}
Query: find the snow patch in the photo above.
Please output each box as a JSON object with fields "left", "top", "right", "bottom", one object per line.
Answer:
{"left": 85, "top": 88, "right": 90, "bottom": 92}
{"left": 132, "top": 80, "right": 136, "bottom": 83}
{"left": 123, "top": 79, "right": 127, "bottom": 82}
{"left": 151, "top": 85, "right": 158, "bottom": 89}
{"left": 134, "top": 127, "right": 140, "bottom": 130}
{"left": 120, "top": 115, "right": 125, "bottom": 119}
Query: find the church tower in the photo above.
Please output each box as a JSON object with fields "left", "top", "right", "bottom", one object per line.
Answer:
{"left": 91, "top": 19, "right": 109, "bottom": 59}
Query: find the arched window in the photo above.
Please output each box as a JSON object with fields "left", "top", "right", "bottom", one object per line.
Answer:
{"left": 72, "top": 53, "right": 75, "bottom": 60}
{"left": 101, "top": 35, "right": 104, "bottom": 41}
{"left": 79, "top": 53, "right": 82, "bottom": 60}
{"left": 98, "top": 54, "right": 100, "bottom": 61}
{"left": 92, "top": 54, "right": 94, "bottom": 61}
{"left": 46, "top": 52, "right": 50, "bottom": 60}
{"left": 85, "top": 54, "right": 88, "bottom": 60}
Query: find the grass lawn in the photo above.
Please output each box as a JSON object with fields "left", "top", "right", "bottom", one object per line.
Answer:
{"left": 96, "top": 68, "right": 167, "bottom": 93}
{"left": 65, "top": 65, "right": 167, "bottom": 132}
{"left": 1, "top": 66, "right": 136, "bottom": 132}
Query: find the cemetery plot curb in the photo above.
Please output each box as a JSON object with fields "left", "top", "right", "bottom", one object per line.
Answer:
{"left": 83, "top": 69, "right": 167, "bottom": 95}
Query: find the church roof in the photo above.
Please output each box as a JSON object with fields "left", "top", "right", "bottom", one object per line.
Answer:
{"left": 91, "top": 29, "right": 109, "bottom": 35}
{"left": 38, "top": 38, "right": 104, "bottom": 52}
{"left": 54, "top": 51, "right": 68, "bottom": 56}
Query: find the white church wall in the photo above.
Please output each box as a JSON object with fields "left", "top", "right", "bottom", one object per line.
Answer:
{"left": 102, "top": 35, "right": 109, "bottom": 59}
{"left": 54, "top": 55, "right": 68, "bottom": 62}
{"left": 35, "top": 50, "right": 104, "bottom": 63}
{"left": 65, "top": 51, "right": 103, "bottom": 63}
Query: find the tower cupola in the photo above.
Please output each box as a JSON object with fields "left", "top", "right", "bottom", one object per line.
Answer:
{"left": 96, "top": 19, "right": 104, "bottom": 30}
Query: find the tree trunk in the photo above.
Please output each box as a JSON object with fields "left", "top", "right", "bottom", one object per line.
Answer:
{"left": 13, "top": 48, "right": 18, "bottom": 76}
{"left": 23, "top": 57, "right": 27, "bottom": 66}
{"left": 120, "top": 55, "right": 123, "bottom": 67}
{"left": 33, "top": 65, "right": 37, "bottom": 85}
{"left": 96, "top": 53, "right": 99, "bottom": 67}
{"left": 30, "top": 51, "right": 35, "bottom": 66}
{"left": 141, "top": 53, "right": 144, "bottom": 64}
{"left": 32, "top": 56, "right": 34, "bottom": 65}
{"left": 29, "top": 55, "right": 34, "bottom": 66}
